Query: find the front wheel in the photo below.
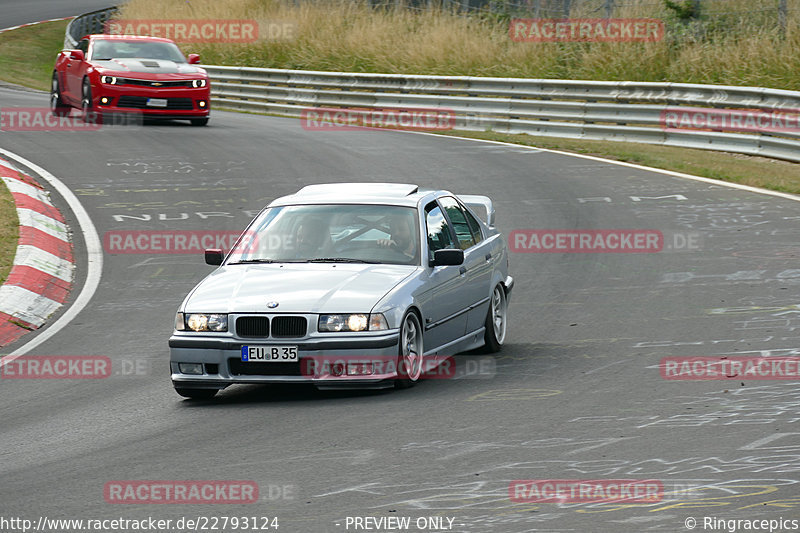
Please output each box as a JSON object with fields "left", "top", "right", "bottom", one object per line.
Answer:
{"left": 483, "top": 284, "right": 507, "bottom": 353}
{"left": 395, "top": 311, "right": 424, "bottom": 389}
{"left": 81, "top": 79, "right": 102, "bottom": 124}
{"left": 174, "top": 388, "right": 218, "bottom": 400}
{"left": 190, "top": 117, "right": 209, "bottom": 126}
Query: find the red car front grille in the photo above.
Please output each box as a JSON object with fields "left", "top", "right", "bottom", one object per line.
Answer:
{"left": 121, "top": 78, "right": 193, "bottom": 88}
{"left": 116, "top": 96, "right": 195, "bottom": 110}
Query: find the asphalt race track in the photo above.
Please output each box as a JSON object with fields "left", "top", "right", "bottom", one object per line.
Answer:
{"left": 1, "top": 14, "right": 800, "bottom": 533}
{"left": 0, "top": 0, "right": 119, "bottom": 29}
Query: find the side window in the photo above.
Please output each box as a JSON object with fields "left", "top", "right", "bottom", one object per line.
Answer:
{"left": 462, "top": 204, "right": 484, "bottom": 245}
{"left": 439, "top": 197, "right": 476, "bottom": 250}
{"left": 425, "top": 203, "right": 456, "bottom": 262}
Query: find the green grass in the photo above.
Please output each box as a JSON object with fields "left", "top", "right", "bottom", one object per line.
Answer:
{"left": 0, "top": 19, "right": 69, "bottom": 91}
{"left": 436, "top": 131, "right": 800, "bottom": 195}
{"left": 0, "top": 177, "right": 19, "bottom": 285}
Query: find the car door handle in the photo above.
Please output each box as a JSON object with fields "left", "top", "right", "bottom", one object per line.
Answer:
{"left": 485, "top": 253, "right": 492, "bottom": 261}
{"left": 459, "top": 266, "right": 467, "bottom": 275}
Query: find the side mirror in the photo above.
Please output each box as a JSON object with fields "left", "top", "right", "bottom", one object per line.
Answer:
{"left": 187, "top": 54, "right": 200, "bottom": 64}
{"left": 429, "top": 248, "right": 464, "bottom": 267}
{"left": 69, "top": 50, "right": 85, "bottom": 61}
{"left": 205, "top": 249, "right": 223, "bottom": 266}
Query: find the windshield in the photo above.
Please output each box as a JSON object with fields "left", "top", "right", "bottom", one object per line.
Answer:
{"left": 90, "top": 39, "right": 187, "bottom": 62}
{"left": 227, "top": 204, "right": 420, "bottom": 266}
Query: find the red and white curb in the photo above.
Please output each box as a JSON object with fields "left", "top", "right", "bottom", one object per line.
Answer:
{"left": 0, "top": 158, "right": 74, "bottom": 347}
{"left": 0, "top": 17, "right": 75, "bottom": 35}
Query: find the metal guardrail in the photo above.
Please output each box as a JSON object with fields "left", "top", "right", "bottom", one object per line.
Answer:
{"left": 64, "top": 6, "right": 116, "bottom": 49}
{"left": 203, "top": 65, "right": 800, "bottom": 162}
{"left": 60, "top": 7, "right": 800, "bottom": 162}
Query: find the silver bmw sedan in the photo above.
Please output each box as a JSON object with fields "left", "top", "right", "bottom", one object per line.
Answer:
{"left": 169, "top": 183, "right": 513, "bottom": 399}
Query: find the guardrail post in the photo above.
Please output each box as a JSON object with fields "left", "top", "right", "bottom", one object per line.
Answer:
{"left": 779, "top": 0, "right": 787, "bottom": 35}
{"left": 605, "top": 0, "right": 613, "bottom": 18}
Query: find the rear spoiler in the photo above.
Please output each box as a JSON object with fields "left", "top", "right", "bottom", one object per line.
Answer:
{"left": 458, "top": 195, "right": 495, "bottom": 228}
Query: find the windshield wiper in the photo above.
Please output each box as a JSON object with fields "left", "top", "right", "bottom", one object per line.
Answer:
{"left": 227, "top": 259, "right": 309, "bottom": 264}
{"left": 307, "top": 258, "right": 379, "bottom": 264}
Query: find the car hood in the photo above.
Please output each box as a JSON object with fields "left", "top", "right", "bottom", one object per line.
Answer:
{"left": 184, "top": 263, "right": 418, "bottom": 314}
{"left": 93, "top": 59, "right": 205, "bottom": 76}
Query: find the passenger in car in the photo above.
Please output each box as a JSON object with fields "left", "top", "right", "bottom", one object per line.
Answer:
{"left": 294, "top": 217, "right": 330, "bottom": 258}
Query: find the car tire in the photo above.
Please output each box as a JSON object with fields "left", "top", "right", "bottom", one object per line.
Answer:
{"left": 81, "top": 78, "right": 102, "bottom": 124}
{"left": 483, "top": 284, "right": 507, "bottom": 353}
{"left": 395, "top": 310, "right": 424, "bottom": 389}
{"left": 50, "top": 72, "right": 70, "bottom": 117}
{"left": 190, "top": 118, "right": 209, "bottom": 126}
{"left": 174, "top": 388, "right": 218, "bottom": 400}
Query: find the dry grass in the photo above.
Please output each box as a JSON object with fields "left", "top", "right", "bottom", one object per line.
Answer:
{"left": 117, "top": 0, "right": 800, "bottom": 88}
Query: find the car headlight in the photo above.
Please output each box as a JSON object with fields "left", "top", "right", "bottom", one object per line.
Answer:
{"left": 192, "top": 79, "right": 207, "bottom": 88}
{"left": 100, "top": 75, "right": 119, "bottom": 84}
{"left": 180, "top": 313, "right": 228, "bottom": 332}
{"left": 318, "top": 313, "right": 388, "bottom": 332}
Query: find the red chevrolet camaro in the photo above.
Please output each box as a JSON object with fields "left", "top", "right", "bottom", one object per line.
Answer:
{"left": 52, "top": 34, "right": 211, "bottom": 126}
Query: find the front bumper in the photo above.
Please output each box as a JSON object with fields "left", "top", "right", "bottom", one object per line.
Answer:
{"left": 169, "top": 331, "right": 401, "bottom": 390}
{"left": 92, "top": 83, "right": 210, "bottom": 118}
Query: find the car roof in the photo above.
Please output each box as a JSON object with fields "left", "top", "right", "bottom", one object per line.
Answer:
{"left": 269, "top": 183, "right": 439, "bottom": 208}
{"left": 86, "top": 34, "right": 177, "bottom": 44}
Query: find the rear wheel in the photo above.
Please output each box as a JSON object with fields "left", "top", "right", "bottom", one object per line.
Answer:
{"left": 50, "top": 72, "right": 70, "bottom": 116}
{"left": 175, "top": 388, "right": 218, "bottom": 400}
{"left": 483, "top": 284, "right": 507, "bottom": 353}
{"left": 395, "top": 311, "right": 423, "bottom": 389}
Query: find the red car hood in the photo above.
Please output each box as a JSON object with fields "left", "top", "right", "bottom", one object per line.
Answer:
{"left": 92, "top": 59, "right": 206, "bottom": 77}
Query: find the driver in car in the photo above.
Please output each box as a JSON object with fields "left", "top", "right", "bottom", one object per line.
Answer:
{"left": 377, "top": 215, "right": 416, "bottom": 260}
